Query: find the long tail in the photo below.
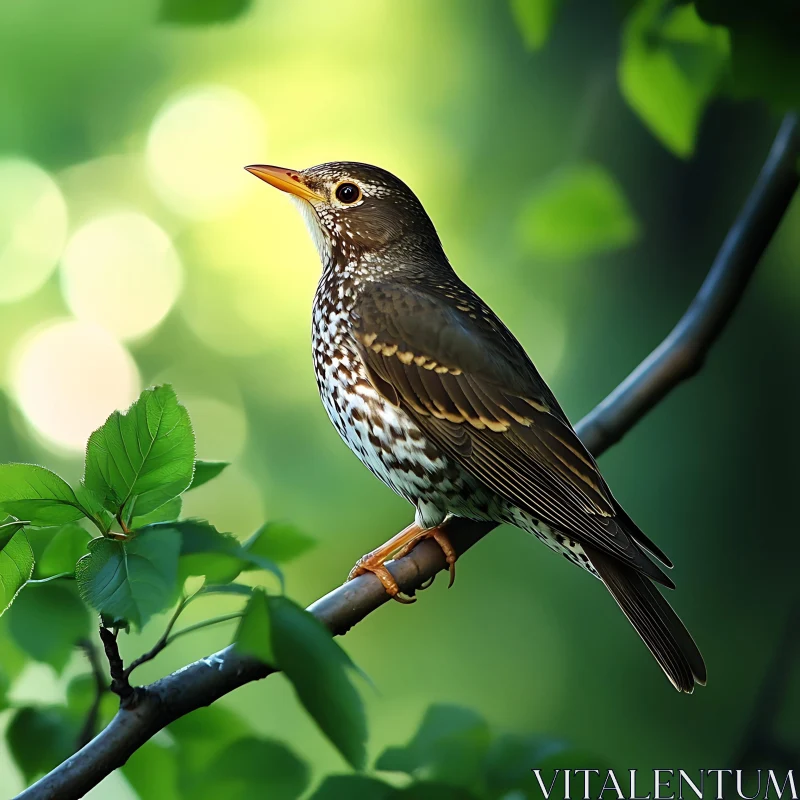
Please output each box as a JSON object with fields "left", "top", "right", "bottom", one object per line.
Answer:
{"left": 584, "top": 544, "right": 707, "bottom": 693}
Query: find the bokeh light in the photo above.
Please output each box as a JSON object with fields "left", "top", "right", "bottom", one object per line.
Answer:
{"left": 179, "top": 201, "right": 319, "bottom": 358}
{"left": 146, "top": 85, "right": 266, "bottom": 219}
{"left": 182, "top": 395, "right": 248, "bottom": 462}
{"left": 10, "top": 320, "right": 140, "bottom": 452}
{"left": 0, "top": 158, "right": 68, "bottom": 303}
{"left": 181, "top": 464, "right": 266, "bottom": 538}
{"left": 60, "top": 212, "right": 183, "bottom": 341}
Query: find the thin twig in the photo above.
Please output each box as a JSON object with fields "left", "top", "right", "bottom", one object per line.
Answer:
{"left": 76, "top": 640, "right": 108, "bottom": 751}
{"left": 166, "top": 612, "right": 244, "bottom": 645}
{"left": 15, "top": 113, "right": 800, "bottom": 800}
{"left": 123, "top": 597, "right": 189, "bottom": 680}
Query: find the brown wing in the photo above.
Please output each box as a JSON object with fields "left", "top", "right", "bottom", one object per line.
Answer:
{"left": 351, "top": 280, "right": 672, "bottom": 585}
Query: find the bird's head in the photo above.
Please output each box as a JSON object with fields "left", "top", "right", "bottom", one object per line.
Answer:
{"left": 245, "top": 161, "right": 444, "bottom": 270}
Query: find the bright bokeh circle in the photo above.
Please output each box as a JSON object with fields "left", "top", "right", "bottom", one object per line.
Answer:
{"left": 146, "top": 85, "right": 266, "bottom": 219}
{"left": 60, "top": 212, "right": 183, "bottom": 341}
{"left": 182, "top": 395, "right": 248, "bottom": 462}
{"left": 0, "top": 158, "right": 68, "bottom": 303}
{"left": 11, "top": 320, "right": 141, "bottom": 452}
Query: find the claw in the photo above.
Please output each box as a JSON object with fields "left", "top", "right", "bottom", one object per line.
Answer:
{"left": 432, "top": 529, "right": 458, "bottom": 589}
{"left": 345, "top": 521, "right": 459, "bottom": 601}
{"left": 419, "top": 574, "right": 436, "bottom": 591}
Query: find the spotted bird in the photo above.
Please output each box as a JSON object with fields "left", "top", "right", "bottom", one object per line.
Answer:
{"left": 247, "top": 161, "right": 706, "bottom": 693}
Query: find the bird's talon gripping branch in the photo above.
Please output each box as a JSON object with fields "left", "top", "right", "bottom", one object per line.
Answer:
{"left": 347, "top": 521, "right": 456, "bottom": 600}
{"left": 433, "top": 530, "right": 457, "bottom": 589}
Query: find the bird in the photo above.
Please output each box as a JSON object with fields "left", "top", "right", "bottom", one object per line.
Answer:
{"left": 246, "top": 160, "right": 707, "bottom": 693}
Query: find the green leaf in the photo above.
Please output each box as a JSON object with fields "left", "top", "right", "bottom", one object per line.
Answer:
{"left": 188, "top": 460, "right": 230, "bottom": 490}
{"left": 0, "top": 518, "right": 27, "bottom": 550}
{"left": 192, "top": 737, "right": 309, "bottom": 800}
{"left": 693, "top": 1, "right": 800, "bottom": 111}
{"left": 310, "top": 780, "right": 478, "bottom": 800}
{"left": 397, "top": 784, "right": 479, "bottom": 800}
{"left": 169, "top": 706, "right": 253, "bottom": 796}
{"left": 534, "top": 748, "right": 614, "bottom": 798}
{"left": 235, "top": 590, "right": 275, "bottom": 664}
{"left": 65, "top": 674, "right": 96, "bottom": 716}
{"left": 65, "top": 673, "right": 117, "bottom": 730}
{"left": 196, "top": 583, "right": 254, "bottom": 599}
{"left": 309, "top": 776, "right": 399, "bottom": 800}
{"left": 375, "top": 705, "right": 490, "bottom": 789}
{"left": 0, "top": 464, "right": 86, "bottom": 525}
{"left": 132, "top": 496, "right": 182, "bottom": 528}
{"left": 172, "top": 519, "right": 245, "bottom": 583}
{"left": 66, "top": 673, "right": 98, "bottom": 717}
{"left": 243, "top": 522, "right": 315, "bottom": 565}
{"left": 0, "top": 667, "right": 10, "bottom": 712}
{"left": 76, "top": 527, "right": 181, "bottom": 629}
{"left": 8, "top": 583, "right": 90, "bottom": 673}
{"left": 159, "top": 0, "right": 252, "bottom": 25}
{"left": 24, "top": 527, "right": 54, "bottom": 568}
{"left": 509, "top": 0, "right": 561, "bottom": 50}
{"left": 517, "top": 163, "right": 639, "bottom": 260}
{"left": 122, "top": 740, "right": 181, "bottom": 800}
{"left": 0, "top": 529, "right": 34, "bottom": 617}
{"left": 84, "top": 384, "right": 195, "bottom": 517}
{"left": 37, "top": 523, "right": 90, "bottom": 578}
{"left": 166, "top": 519, "right": 282, "bottom": 586}
{"left": 619, "top": 0, "right": 729, "bottom": 157}
{"left": 73, "top": 485, "right": 114, "bottom": 533}
{"left": 0, "top": 614, "right": 29, "bottom": 683}
{"left": 268, "top": 596, "right": 367, "bottom": 769}
{"left": 485, "top": 734, "right": 567, "bottom": 795}
{"left": 6, "top": 706, "right": 79, "bottom": 783}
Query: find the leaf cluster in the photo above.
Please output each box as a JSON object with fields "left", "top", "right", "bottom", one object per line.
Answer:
{"left": 510, "top": 0, "right": 799, "bottom": 264}
{"left": 309, "top": 703, "right": 609, "bottom": 800}
{"left": 0, "top": 385, "right": 371, "bottom": 785}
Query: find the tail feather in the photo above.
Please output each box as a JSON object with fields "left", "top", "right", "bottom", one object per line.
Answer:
{"left": 584, "top": 543, "right": 706, "bottom": 693}
{"left": 612, "top": 505, "right": 674, "bottom": 569}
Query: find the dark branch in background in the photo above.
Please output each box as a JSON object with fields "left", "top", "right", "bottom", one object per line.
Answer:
{"left": 75, "top": 640, "right": 108, "bottom": 751}
{"left": 17, "top": 113, "right": 800, "bottom": 800}
{"left": 733, "top": 596, "right": 800, "bottom": 770}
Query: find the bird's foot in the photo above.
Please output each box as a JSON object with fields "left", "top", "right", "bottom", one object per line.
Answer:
{"left": 347, "top": 521, "right": 457, "bottom": 603}
{"left": 394, "top": 527, "right": 457, "bottom": 588}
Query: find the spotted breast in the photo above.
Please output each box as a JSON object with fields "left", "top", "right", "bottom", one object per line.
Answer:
{"left": 312, "top": 267, "right": 493, "bottom": 531}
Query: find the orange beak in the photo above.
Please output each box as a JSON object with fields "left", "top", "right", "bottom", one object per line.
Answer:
{"left": 245, "top": 164, "right": 324, "bottom": 202}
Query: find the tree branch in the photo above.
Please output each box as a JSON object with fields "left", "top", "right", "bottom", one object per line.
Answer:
{"left": 17, "top": 113, "right": 800, "bottom": 800}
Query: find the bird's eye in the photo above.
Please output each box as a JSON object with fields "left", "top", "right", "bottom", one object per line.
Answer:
{"left": 335, "top": 182, "right": 362, "bottom": 204}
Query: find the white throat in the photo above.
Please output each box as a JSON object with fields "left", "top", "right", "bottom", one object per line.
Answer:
{"left": 291, "top": 196, "right": 332, "bottom": 266}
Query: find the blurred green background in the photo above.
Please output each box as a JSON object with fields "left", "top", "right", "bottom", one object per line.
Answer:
{"left": 0, "top": 0, "right": 799, "bottom": 796}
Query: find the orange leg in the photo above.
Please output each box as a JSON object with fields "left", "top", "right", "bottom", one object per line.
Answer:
{"left": 347, "top": 521, "right": 458, "bottom": 603}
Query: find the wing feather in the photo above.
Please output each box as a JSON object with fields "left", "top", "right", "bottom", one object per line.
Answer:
{"left": 351, "top": 280, "right": 672, "bottom": 581}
